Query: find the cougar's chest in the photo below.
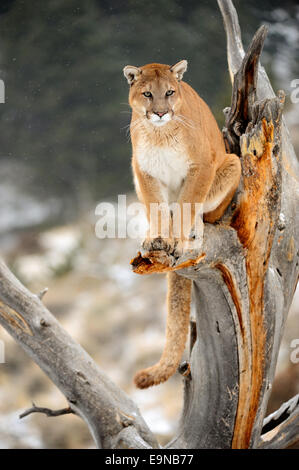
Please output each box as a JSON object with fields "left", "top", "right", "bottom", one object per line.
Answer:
{"left": 136, "top": 144, "right": 189, "bottom": 195}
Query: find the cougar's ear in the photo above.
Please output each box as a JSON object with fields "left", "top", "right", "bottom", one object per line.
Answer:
{"left": 123, "top": 65, "right": 141, "bottom": 85}
{"left": 170, "top": 59, "right": 188, "bottom": 81}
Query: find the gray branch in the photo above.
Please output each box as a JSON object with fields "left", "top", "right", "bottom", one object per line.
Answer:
{"left": 0, "top": 259, "right": 158, "bottom": 449}
{"left": 19, "top": 403, "right": 73, "bottom": 419}
{"left": 259, "top": 395, "right": 299, "bottom": 449}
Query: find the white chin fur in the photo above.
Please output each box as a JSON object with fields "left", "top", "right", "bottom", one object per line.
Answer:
{"left": 150, "top": 113, "right": 171, "bottom": 126}
{"left": 152, "top": 120, "right": 168, "bottom": 127}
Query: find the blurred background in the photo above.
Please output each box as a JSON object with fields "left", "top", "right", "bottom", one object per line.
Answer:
{"left": 0, "top": 0, "right": 298, "bottom": 448}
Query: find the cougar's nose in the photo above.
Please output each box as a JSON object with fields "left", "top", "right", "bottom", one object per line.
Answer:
{"left": 154, "top": 111, "right": 167, "bottom": 118}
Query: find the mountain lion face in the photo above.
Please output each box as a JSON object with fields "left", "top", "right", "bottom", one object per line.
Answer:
{"left": 123, "top": 61, "right": 188, "bottom": 127}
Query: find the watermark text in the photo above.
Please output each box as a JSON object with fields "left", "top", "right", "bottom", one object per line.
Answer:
{"left": 291, "top": 79, "right": 299, "bottom": 104}
{"left": 95, "top": 195, "right": 204, "bottom": 241}
{"left": 290, "top": 339, "right": 299, "bottom": 364}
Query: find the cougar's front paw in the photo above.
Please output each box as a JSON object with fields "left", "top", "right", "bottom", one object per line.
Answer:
{"left": 142, "top": 236, "right": 175, "bottom": 253}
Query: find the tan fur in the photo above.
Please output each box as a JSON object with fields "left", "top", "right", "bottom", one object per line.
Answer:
{"left": 124, "top": 61, "right": 241, "bottom": 388}
{"left": 134, "top": 272, "right": 192, "bottom": 388}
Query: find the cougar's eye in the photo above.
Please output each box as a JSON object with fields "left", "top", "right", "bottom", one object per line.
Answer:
{"left": 166, "top": 90, "right": 175, "bottom": 96}
{"left": 143, "top": 91, "right": 152, "bottom": 98}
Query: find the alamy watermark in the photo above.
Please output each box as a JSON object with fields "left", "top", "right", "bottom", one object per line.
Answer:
{"left": 290, "top": 79, "right": 299, "bottom": 104}
{"left": 95, "top": 195, "right": 204, "bottom": 242}
{"left": 290, "top": 339, "right": 299, "bottom": 364}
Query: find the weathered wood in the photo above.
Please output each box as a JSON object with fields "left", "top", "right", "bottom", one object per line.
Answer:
{"left": 259, "top": 394, "right": 299, "bottom": 449}
{"left": 19, "top": 404, "right": 73, "bottom": 419}
{"left": 218, "top": 0, "right": 299, "bottom": 448}
{"left": 0, "top": 259, "right": 158, "bottom": 449}
{"left": 168, "top": 0, "right": 299, "bottom": 449}
{"left": 222, "top": 25, "right": 268, "bottom": 155}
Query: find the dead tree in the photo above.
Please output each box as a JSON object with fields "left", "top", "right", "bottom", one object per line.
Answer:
{"left": 0, "top": 0, "right": 298, "bottom": 449}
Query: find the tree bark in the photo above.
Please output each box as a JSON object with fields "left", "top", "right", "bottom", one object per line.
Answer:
{"left": 0, "top": 0, "right": 298, "bottom": 449}
{"left": 172, "top": 0, "right": 299, "bottom": 449}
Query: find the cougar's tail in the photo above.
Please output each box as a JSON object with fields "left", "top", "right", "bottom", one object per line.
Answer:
{"left": 134, "top": 272, "right": 192, "bottom": 389}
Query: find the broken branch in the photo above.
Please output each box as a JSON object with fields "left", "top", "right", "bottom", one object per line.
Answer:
{"left": 20, "top": 403, "right": 73, "bottom": 419}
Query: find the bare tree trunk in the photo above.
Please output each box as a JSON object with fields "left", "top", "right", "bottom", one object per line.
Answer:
{"left": 0, "top": 0, "right": 298, "bottom": 449}
{"left": 172, "top": 0, "right": 299, "bottom": 449}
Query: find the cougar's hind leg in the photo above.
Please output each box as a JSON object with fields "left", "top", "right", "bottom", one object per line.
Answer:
{"left": 203, "top": 153, "right": 241, "bottom": 223}
{"left": 134, "top": 272, "right": 192, "bottom": 389}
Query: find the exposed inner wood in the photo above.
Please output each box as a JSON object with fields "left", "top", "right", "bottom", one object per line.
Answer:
{"left": 214, "top": 263, "right": 244, "bottom": 338}
{"left": 0, "top": 300, "right": 33, "bottom": 336}
{"left": 214, "top": 261, "right": 252, "bottom": 448}
{"left": 130, "top": 251, "right": 205, "bottom": 275}
{"left": 231, "top": 119, "right": 280, "bottom": 448}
